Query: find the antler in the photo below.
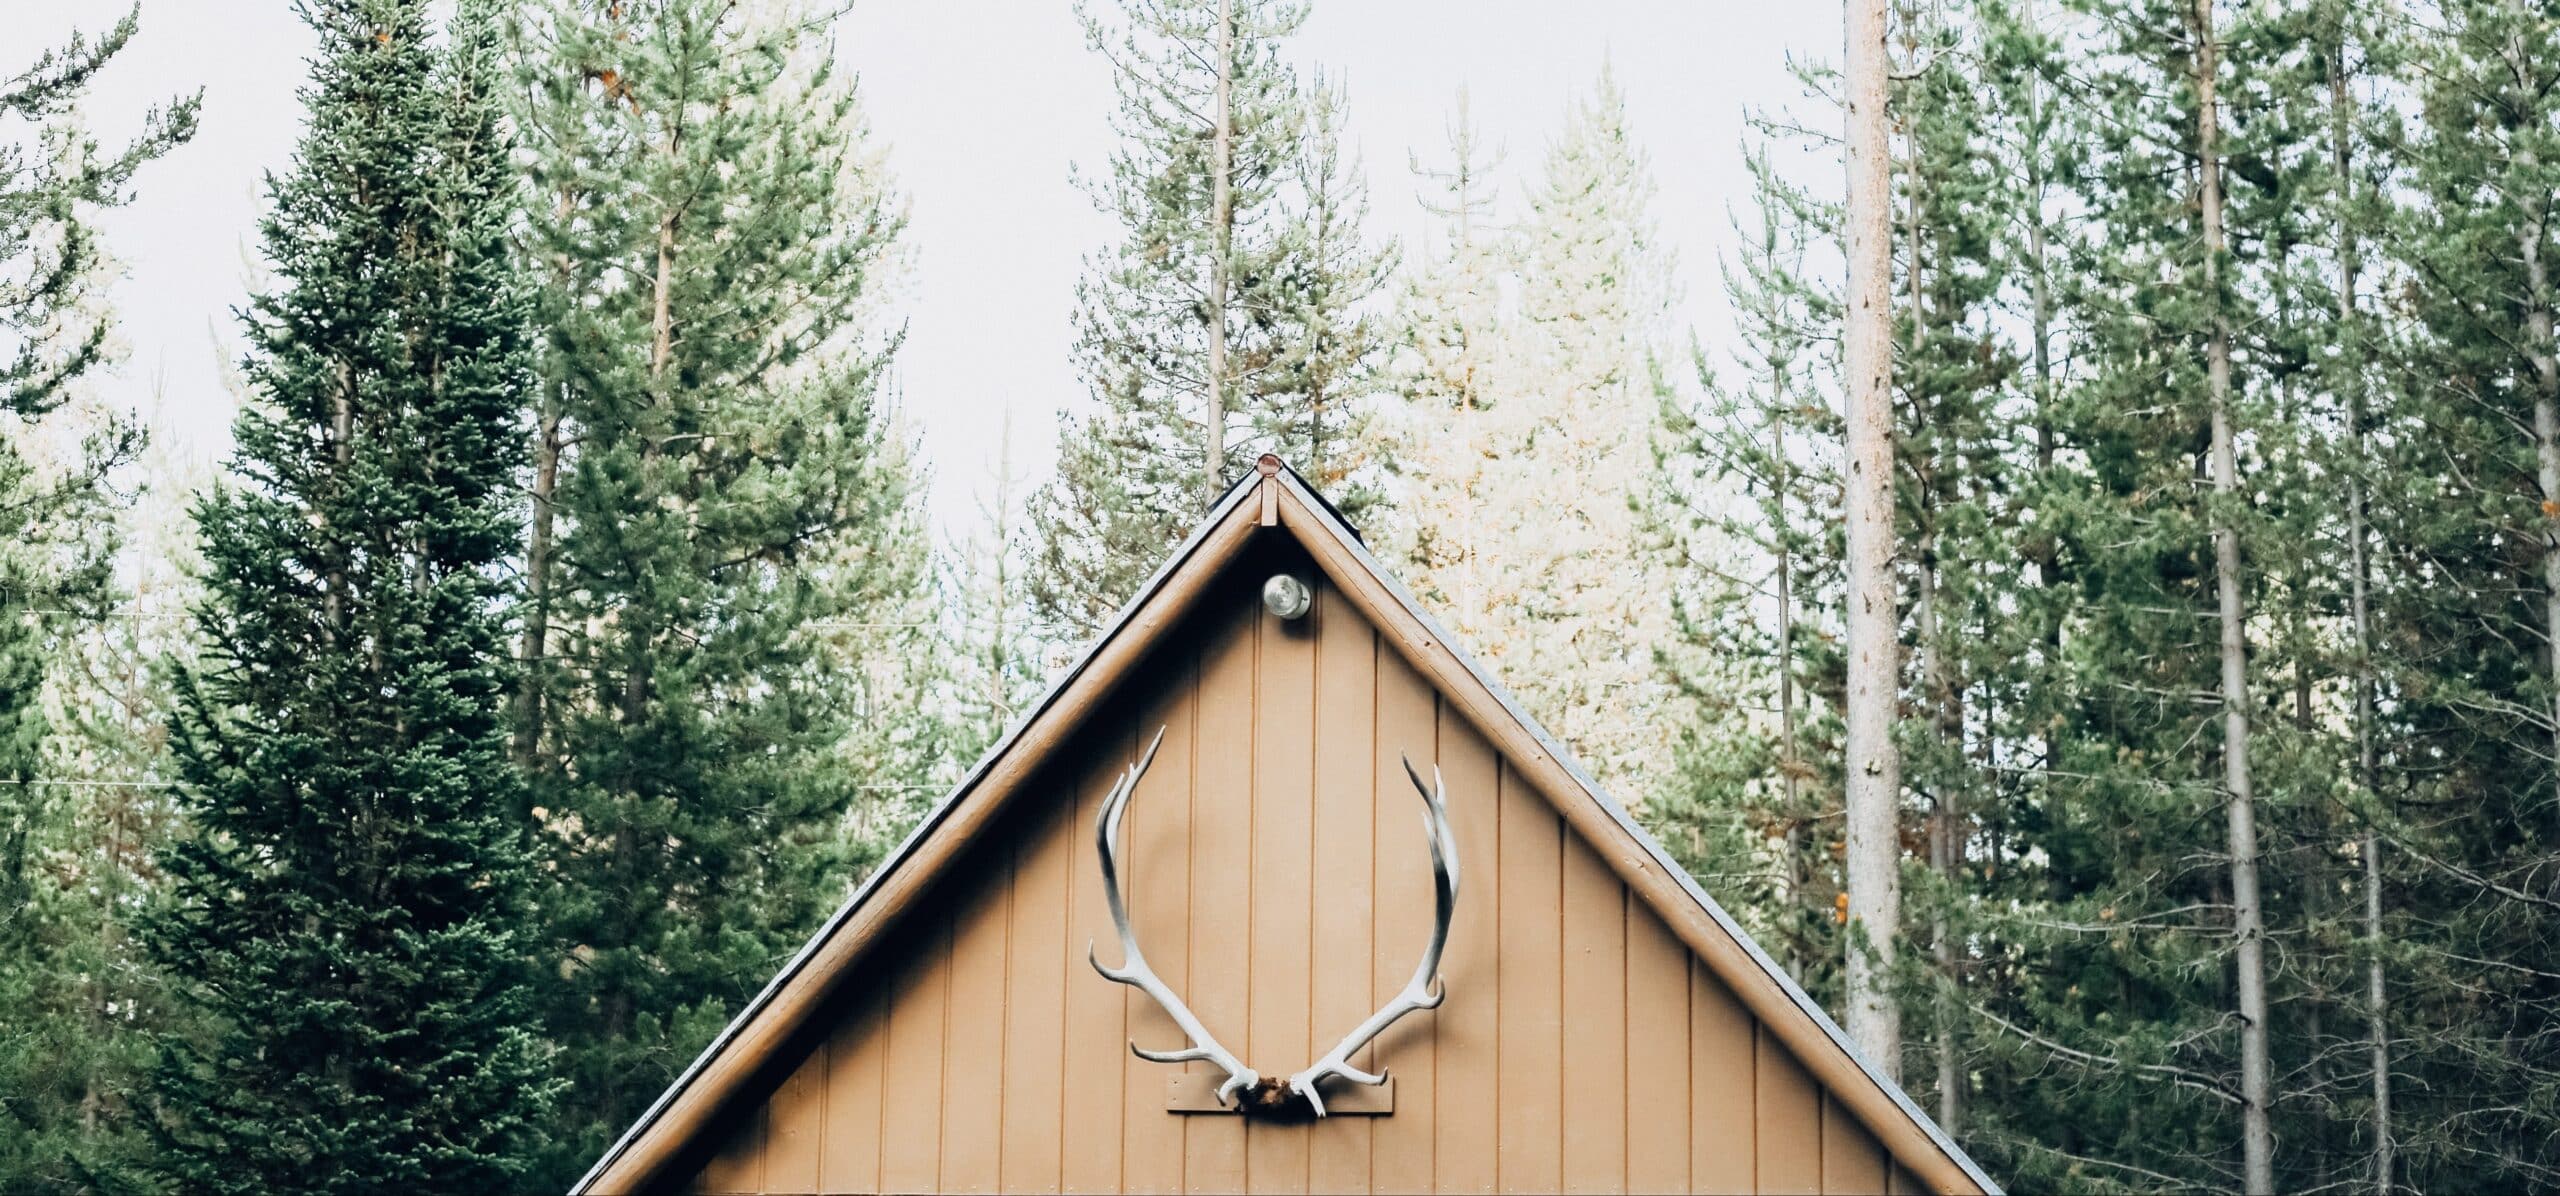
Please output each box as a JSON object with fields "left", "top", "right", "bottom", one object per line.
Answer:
{"left": 1285, "top": 755, "right": 1461, "bottom": 1116}
{"left": 1087, "top": 727, "right": 1264, "bottom": 1107}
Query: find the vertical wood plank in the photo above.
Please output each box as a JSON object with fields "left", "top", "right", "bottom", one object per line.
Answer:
{"left": 1690, "top": 960, "right": 1755, "bottom": 1194}
{"left": 1369, "top": 648, "right": 1439, "bottom": 1195}
{"left": 818, "top": 984, "right": 888, "bottom": 1194}
{"left": 1820, "top": 1094, "right": 1891, "bottom": 1195}
{"left": 1247, "top": 583, "right": 1317, "bottom": 1196}
{"left": 690, "top": 1105, "right": 764, "bottom": 1195}
{"left": 1624, "top": 901, "right": 1690, "bottom": 1195}
{"left": 1002, "top": 787, "right": 1073, "bottom": 1192}
{"left": 1560, "top": 841, "right": 1626, "bottom": 1193}
{"left": 1432, "top": 709, "right": 1500, "bottom": 1194}
{"left": 1063, "top": 732, "right": 1130, "bottom": 1194}
{"left": 1123, "top": 667, "right": 1196, "bottom": 1194}
{"left": 1756, "top": 1024, "right": 1825, "bottom": 1195}
{"left": 1183, "top": 601, "right": 1256, "bottom": 1195}
{"left": 1889, "top": 1162, "right": 1923, "bottom": 1195}
{"left": 940, "top": 862, "right": 1012, "bottom": 1193}
{"left": 762, "top": 1036, "right": 828, "bottom": 1193}
{"left": 1495, "top": 764, "right": 1563, "bottom": 1194}
{"left": 879, "top": 918, "right": 953, "bottom": 1193}
{"left": 1308, "top": 587, "right": 1377, "bottom": 1195}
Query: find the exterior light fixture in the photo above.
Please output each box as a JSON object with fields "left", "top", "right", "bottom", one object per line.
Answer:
{"left": 1262, "top": 573, "right": 1312, "bottom": 621}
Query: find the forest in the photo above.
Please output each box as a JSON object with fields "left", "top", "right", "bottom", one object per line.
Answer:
{"left": 1, "top": 0, "right": 2555, "bottom": 1192}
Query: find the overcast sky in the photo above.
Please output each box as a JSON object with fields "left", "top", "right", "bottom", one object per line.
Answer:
{"left": 19, "top": 1, "right": 1840, "bottom": 539}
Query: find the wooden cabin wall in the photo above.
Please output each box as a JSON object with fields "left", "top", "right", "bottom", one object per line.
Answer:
{"left": 680, "top": 554, "right": 1916, "bottom": 1195}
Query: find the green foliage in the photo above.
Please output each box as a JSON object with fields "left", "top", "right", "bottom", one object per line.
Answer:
{"left": 1030, "top": 0, "right": 1392, "bottom": 638}
{"left": 1653, "top": 2, "right": 2560, "bottom": 1191}
{"left": 509, "top": 0, "right": 934, "bottom": 1182}
{"left": 144, "top": 1, "right": 558, "bottom": 1189}
{"left": 1648, "top": 128, "right": 1849, "bottom": 994}
{"left": 0, "top": 8, "right": 195, "bottom": 1190}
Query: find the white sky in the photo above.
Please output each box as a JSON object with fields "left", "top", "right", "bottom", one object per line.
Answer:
{"left": 19, "top": 0, "right": 1840, "bottom": 540}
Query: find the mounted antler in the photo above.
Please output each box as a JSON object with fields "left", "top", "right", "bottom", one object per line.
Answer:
{"left": 1088, "top": 727, "right": 1265, "bottom": 1108}
{"left": 1285, "top": 756, "right": 1460, "bottom": 1115}
{"left": 1089, "top": 732, "right": 1461, "bottom": 1117}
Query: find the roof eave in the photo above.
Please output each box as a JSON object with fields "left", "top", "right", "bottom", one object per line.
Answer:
{"left": 573, "top": 466, "right": 1270, "bottom": 1195}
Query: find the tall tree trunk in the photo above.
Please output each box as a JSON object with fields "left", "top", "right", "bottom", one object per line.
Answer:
{"left": 2190, "top": 3, "right": 2272, "bottom": 1188}
{"left": 1774, "top": 385, "right": 1802, "bottom": 831}
{"left": 518, "top": 185, "right": 578, "bottom": 771}
{"left": 1771, "top": 343, "right": 1809, "bottom": 985}
{"left": 1203, "top": 0, "right": 1234, "bottom": 501}
{"left": 1901, "top": 37, "right": 1964, "bottom": 1124}
{"left": 1843, "top": 0, "right": 1903, "bottom": 1082}
{"left": 2329, "top": 25, "right": 2392, "bottom": 1191}
{"left": 516, "top": 402, "right": 559, "bottom": 770}
{"left": 2510, "top": 9, "right": 2560, "bottom": 850}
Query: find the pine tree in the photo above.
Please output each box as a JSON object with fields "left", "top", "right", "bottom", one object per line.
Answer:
{"left": 6, "top": 400, "right": 211, "bottom": 1193}
{"left": 1258, "top": 74, "right": 1394, "bottom": 506}
{"left": 1952, "top": 1, "right": 2297, "bottom": 1186}
{"left": 1383, "top": 90, "right": 1513, "bottom": 645}
{"left": 1884, "top": 0, "right": 2016, "bottom": 1133}
{"left": 0, "top": 10, "right": 194, "bottom": 1189}
{"left": 1647, "top": 131, "right": 1849, "bottom": 992}
{"left": 2370, "top": 1, "right": 2560, "bottom": 1185}
{"left": 145, "top": 1, "right": 556, "bottom": 1188}
{"left": 1030, "top": 0, "right": 1390, "bottom": 638}
{"left": 510, "top": 0, "right": 931, "bottom": 1178}
{"left": 0, "top": 4, "right": 191, "bottom": 914}
{"left": 943, "top": 421, "right": 1046, "bottom": 764}
{"left": 1646, "top": 2, "right": 2560, "bottom": 1189}
{"left": 1386, "top": 70, "right": 1679, "bottom": 795}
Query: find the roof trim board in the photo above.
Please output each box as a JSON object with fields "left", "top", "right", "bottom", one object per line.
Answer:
{"left": 571, "top": 474, "right": 1263, "bottom": 1196}
{"left": 574, "top": 458, "right": 2000, "bottom": 1195}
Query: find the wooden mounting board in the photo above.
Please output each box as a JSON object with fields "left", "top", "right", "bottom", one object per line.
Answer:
{"left": 1165, "top": 1073, "right": 1394, "bottom": 1115}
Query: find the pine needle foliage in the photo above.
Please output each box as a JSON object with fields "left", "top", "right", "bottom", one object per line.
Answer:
{"left": 144, "top": 2, "right": 558, "bottom": 1189}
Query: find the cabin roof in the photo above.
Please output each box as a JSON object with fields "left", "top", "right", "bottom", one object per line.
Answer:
{"left": 575, "top": 457, "right": 2000, "bottom": 1196}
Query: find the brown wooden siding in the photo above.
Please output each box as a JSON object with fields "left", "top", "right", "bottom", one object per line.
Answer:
{"left": 682, "top": 555, "right": 1897, "bottom": 1194}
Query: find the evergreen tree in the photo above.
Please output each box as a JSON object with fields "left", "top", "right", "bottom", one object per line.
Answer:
{"left": 1386, "top": 69, "right": 1679, "bottom": 794}
{"left": 942, "top": 422, "right": 1046, "bottom": 764}
{"left": 8, "top": 402, "right": 211, "bottom": 1193}
{"left": 1383, "top": 90, "right": 1514, "bottom": 645}
{"left": 0, "top": 9, "right": 194, "bottom": 1188}
{"left": 510, "top": 0, "right": 931, "bottom": 1178}
{"left": 1646, "top": 131, "right": 1849, "bottom": 992}
{"left": 1880, "top": 0, "right": 2013, "bottom": 1131}
{"left": 2369, "top": 1, "right": 2560, "bottom": 1184}
{"left": 1954, "top": 2, "right": 2286, "bottom": 1186}
{"left": 145, "top": 1, "right": 556, "bottom": 1188}
{"left": 1030, "top": 0, "right": 1391, "bottom": 638}
{"left": 1503, "top": 74, "right": 1684, "bottom": 787}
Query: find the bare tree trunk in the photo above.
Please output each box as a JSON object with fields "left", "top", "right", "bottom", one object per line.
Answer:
{"left": 518, "top": 185, "right": 578, "bottom": 771}
{"left": 1843, "top": 0, "right": 1903, "bottom": 1082}
{"left": 1203, "top": 0, "right": 1235, "bottom": 501}
{"left": 2510, "top": 9, "right": 2560, "bottom": 852}
{"left": 1774, "top": 389, "right": 1802, "bottom": 825}
{"left": 516, "top": 403, "right": 560, "bottom": 770}
{"left": 1772, "top": 360, "right": 1808, "bottom": 986}
{"left": 2189, "top": 4, "right": 2272, "bottom": 1189}
{"left": 2329, "top": 27, "right": 2392, "bottom": 1191}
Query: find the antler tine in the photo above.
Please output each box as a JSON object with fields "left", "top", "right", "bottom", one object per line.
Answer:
{"left": 1284, "top": 753, "right": 1461, "bottom": 1116}
{"left": 1085, "top": 726, "right": 1262, "bottom": 1107}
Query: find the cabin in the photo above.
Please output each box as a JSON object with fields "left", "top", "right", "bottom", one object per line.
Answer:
{"left": 575, "top": 457, "right": 1998, "bottom": 1195}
